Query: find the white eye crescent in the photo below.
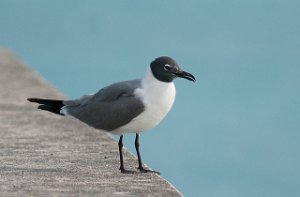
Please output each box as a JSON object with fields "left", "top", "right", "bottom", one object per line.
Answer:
{"left": 164, "top": 64, "right": 171, "bottom": 71}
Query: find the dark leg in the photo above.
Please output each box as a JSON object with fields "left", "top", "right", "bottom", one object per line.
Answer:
{"left": 118, "top": 135, "right": 125, "bottom": 172}
{"left": 135, "top": 133, "right": 144, "bottom": 170}
{"left": 118, "top": 135, "right": 134, "bottom": 173}
{"left": 135, "top": 133, "right": 160, "bottom": 174}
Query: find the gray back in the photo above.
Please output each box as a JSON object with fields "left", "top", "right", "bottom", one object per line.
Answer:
{"left": 63, "top": 79, "right": 145, "bottom": 131}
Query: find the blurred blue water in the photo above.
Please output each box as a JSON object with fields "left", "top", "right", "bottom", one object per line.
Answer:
{"left": 1, "top": 1, "right": 300, "bottom": 196}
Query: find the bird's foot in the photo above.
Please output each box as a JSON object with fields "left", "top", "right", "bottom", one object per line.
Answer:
{"left": 120, "top": 167, "right": 135, "bottom": 174}
{"left": 138, "top": 166, "right": 160, "bottom": 175}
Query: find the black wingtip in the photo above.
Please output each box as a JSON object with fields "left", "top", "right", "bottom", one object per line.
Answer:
{"left": 28, "top": 98, "right": 37, "bottom": 102}
{"left": 27, "top": 98, "right": 64, "bottom": 105}
{"left": 27, "top": 98, "right": 65, "bottom": 116}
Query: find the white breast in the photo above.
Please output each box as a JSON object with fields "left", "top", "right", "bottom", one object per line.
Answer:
{"left": 114, "top": 67, "right": 176, "bottom": 134}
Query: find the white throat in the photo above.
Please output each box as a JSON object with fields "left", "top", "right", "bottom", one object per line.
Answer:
{"left": 115, "top": 66, "right": 176, "bottom": 133}
{"left": 142, "top": 66, "right": 175, "bottom": 95}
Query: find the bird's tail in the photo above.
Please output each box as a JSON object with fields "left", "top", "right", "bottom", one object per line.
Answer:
{"left": 27, "top": 98, "right": 65, "bottom": 116}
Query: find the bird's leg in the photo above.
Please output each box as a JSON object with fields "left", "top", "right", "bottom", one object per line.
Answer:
{"left": 118, "top": 135, "right": 135, "bottom": 173}
{"left": 135, "top": 133, "right": 160, "bottom": 174}
{"left": 135, "top": 133, "right": 143, "bottom": 170}
{"left": 118, "top": 135, "right": 127, "bottom": 173}
{"left": 118, "top": 135, "right": 125, "bottom": 172}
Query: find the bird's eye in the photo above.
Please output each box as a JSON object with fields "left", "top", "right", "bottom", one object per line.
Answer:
{"left": 164, "top": 64, "right": 171, "bottom": 71}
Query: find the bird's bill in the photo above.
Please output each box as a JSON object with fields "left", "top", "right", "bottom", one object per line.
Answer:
{"left": 176, "top": 70, "right": 196, "bottom": 82}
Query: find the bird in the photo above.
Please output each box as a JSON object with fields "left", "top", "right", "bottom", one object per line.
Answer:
{"left": 28, "top": 56, "right": 196, "bottom": 174}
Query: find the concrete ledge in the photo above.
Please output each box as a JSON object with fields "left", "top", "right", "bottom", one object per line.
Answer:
{"left": 0, "top": 49, "right": 182, "bottom": 196}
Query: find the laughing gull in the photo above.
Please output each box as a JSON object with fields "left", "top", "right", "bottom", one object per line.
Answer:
{"left": 28, "top": 56, "right": 196, "bottom": 173}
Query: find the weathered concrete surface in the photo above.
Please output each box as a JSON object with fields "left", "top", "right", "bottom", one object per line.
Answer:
{"left": 0, "top": 49, "right": 182, "bottom": 196}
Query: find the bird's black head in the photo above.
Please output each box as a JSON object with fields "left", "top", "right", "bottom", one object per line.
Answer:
{"left": 150, "top": 56, "right": 196, "bottom": 83}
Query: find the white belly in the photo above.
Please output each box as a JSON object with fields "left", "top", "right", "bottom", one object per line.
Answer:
{"left": 112, "top": 67, "right": 176, "bottom": 134}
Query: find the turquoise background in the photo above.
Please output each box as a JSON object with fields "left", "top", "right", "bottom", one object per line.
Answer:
{"left": 1, "top": 1, "right": 300, "bottom": 196}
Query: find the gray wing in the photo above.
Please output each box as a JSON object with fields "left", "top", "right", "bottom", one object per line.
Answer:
{"left": 63, "top": 79, "right": 144, "bottom": 131}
